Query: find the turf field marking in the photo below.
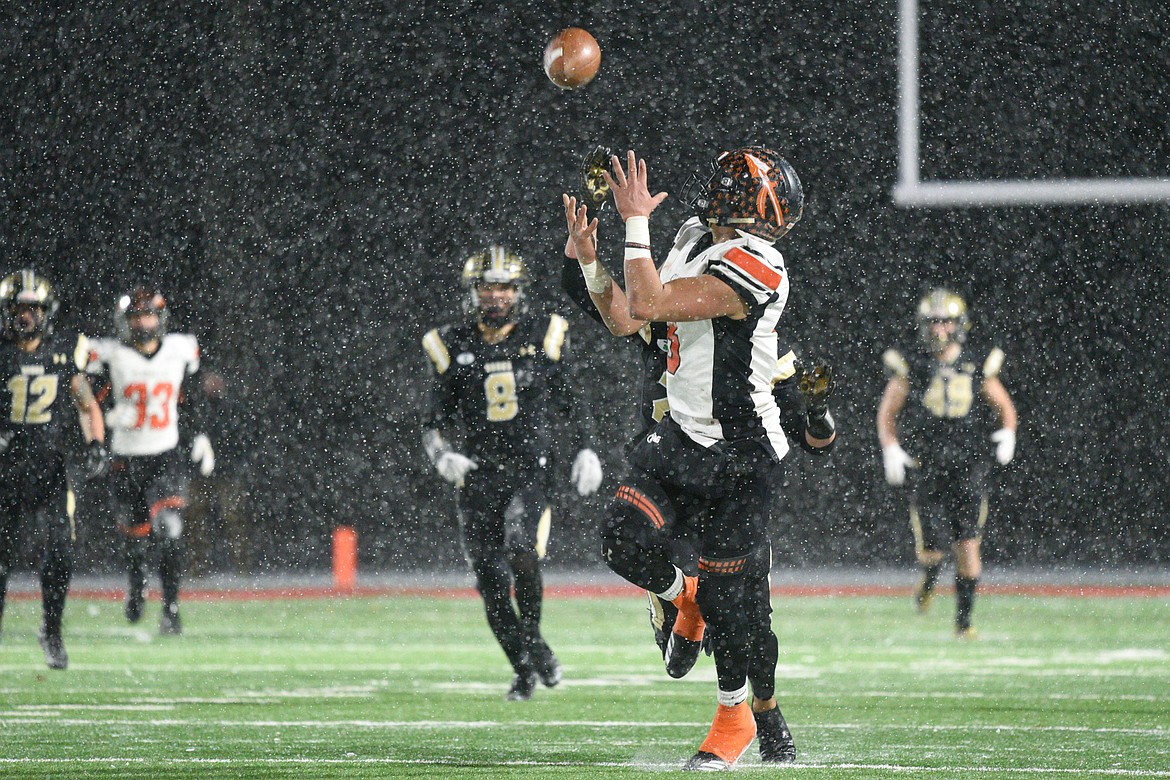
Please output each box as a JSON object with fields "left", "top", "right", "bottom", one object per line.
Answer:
{"left": 0, "top": 718, "right": 1166, "bottom": 738}
{"left": 1, "top": 757, "right": 1169, "bottom": 776}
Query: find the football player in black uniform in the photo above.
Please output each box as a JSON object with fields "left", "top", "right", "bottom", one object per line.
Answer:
{"left": 422, "top": 246, "right": 603, "bottom": 701}
{"left": 0, "top": 269, "right": 108, "bottom": 669}
{"left": 562, "top": 188, "right": 834, "bottom": 764}
{"left": 877, "top": 288, "right": 1017, "bottom": 638}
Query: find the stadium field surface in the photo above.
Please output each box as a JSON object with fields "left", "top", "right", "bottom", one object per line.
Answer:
{"left": 1, "top": 583, "right": 1167, "bottom": 779}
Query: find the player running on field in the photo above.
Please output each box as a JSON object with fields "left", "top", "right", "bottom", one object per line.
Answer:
{"left": 565, "top": 147, "right": 806, "bottom": 770}
{"left": 421, "top": 246, "right": 603, "bottom": 701}
{"left": 88, "top": 287, "right": 214, "bottom": 636}
{"left": 0, "top": 269, "right": 108, "bottom": 670}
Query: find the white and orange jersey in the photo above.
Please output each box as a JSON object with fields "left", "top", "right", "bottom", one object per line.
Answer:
{"left": 87, "top": 334, "right": 200, "bottom": 456}
{"left": 658, "top": 217, "right": 790, "bottom": 460}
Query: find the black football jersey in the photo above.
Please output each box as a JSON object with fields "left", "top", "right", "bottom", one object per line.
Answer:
{"left": 0, "top": 331, "right": 90, "bottom": 460}
{"left": 423, "top": 313, "right": 592, "bottom": 469}
{"left": 882, "top": 342, "right": 1005, "bottom": 462}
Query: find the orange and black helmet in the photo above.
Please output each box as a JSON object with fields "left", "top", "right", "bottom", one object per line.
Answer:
{"left": 683, "top": 147, "right": 804, "bottom": 242}
{"left": 116, "top": 286, "right": 169, "bottom": 345}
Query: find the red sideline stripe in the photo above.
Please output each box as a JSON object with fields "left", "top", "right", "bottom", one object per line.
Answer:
{"left": 723, "top": 247, "right": 782, "bottom": 290}
{"left": 8, "top": 582, "right": 1170, "bottom": 602}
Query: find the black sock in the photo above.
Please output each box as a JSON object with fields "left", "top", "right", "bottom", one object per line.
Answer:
{"left": 955, "top": 576, "right": 979, "bottom": 630}
{"left": 159, "top": 539, "right": 183, "bottom": 612}
{"left": 921, "top": 562, "right": 943, "bottom": 594}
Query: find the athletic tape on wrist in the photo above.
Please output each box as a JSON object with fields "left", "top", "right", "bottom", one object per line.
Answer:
{"left": 579, "top": 260, "right": 611, "bottom": 294}
{"left": 624, "top": 216, "right": 652, "bottom": 261}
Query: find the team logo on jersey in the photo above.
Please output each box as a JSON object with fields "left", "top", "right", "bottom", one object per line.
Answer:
{"left": 647, "top": 431, "right": 662, "bottom": 444}
{"left": 456, "top": 352, "right": 475, "bottom": 366}
{"left": 656, "top": 338, "right": 670, "bottom": 354}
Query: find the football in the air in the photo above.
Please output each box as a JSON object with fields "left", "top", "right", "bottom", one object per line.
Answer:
{"left": 543, "top": 28, "right": 601, "bottom": 89}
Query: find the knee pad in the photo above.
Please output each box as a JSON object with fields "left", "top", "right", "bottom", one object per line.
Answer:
{"left": 154, "top": 509, "right": 183, "bottom": 540}
{"left": 600, "top": 481, "right": 673, "bottom": 556}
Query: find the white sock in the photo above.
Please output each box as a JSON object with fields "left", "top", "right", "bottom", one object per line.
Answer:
{"left": 718, "top": 683, "right": 749, "bottom": 707}
{"left": 655, "top": 566, "right": 685, "bottom": 603}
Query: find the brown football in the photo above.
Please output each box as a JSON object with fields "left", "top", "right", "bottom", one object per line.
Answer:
{"left": 543, "top": 28, "right": 601, "bottom": 89}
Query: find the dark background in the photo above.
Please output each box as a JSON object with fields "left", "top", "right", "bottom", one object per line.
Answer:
{"left": 2, "top": 1, "right": 1167, "bottom": 575}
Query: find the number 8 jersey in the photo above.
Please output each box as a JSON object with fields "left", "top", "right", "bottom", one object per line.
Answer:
{"left": 87, "top": 333, "right": 201, "bottom": 456}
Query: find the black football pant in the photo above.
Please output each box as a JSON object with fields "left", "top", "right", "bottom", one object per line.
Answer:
{"left": 0, "top": 454, "right": 73, "bottom": 638}
{"left": 601, "top": 417, "right": 779, "bottom": 695}
{"left": 110, "top": 451, "right": 189, "bottom": 616}
{"left": 457, "top": 463, "right": 551, "bottom": 675}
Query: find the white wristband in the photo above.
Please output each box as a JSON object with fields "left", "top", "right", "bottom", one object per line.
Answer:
{"left": 579, "top": 260, "right": 612, "bottom": 294}
{"left": 624, "top": 216, "right": 652, "bottom": 261}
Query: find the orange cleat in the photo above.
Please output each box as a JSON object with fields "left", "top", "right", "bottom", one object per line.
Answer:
{"left": 684, "top": 702, "right": 757, "bottom": 770}
{"left": 670, "top": 575, "right": 705, "bottom": 642}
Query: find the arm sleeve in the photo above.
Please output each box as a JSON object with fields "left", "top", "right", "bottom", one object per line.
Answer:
{"left": 561, "top": 254, "right": 606, "bottom": 326}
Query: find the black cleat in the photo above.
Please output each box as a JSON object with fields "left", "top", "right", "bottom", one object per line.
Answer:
{"left": 649, "top": 593, "right": 678, "bottom": 659}
{"left": 754, "top": 705, "right": 797, "bottom": 763}
{"left": 664, "top": 632, "right": 704, "bottom": 679}
{"left": 38, "top": 628, "right": 68, "bottom": 670}
{"left": 532, "top": 641, "right": 563, "bottom": 688}
{"left": 505, "top": 670, "right": 538, "bottom": 701}
{"left": 124, "top": 586, "right": 144, "bottom": 624}
{"left": 160, "top": 605, "right": 182, "bottom": 636}
{"left": 682, "top": 751, "right": 729, "bottom": 771}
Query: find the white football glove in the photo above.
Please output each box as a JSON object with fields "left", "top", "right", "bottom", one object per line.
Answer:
{"left": 570, "top": 448, "right": 603, "bottom": 495}
{"left": 435, "top": 451, "right": 478, "bottom": 486}
{"left": 191, "top": 433, "right": 216, "bottom": 477}
{"left": 882, "top": 443, "right": 916, "bottom": 486}
{"left": 105, "top": 403, "right": 140, "bottom": 430}
{"left": 991, "top": 428, "right": 1016, "bottom": 465}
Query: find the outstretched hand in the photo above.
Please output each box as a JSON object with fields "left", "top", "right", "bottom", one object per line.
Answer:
{"left": 601, "top": 150, "right": 668, "bottom": 221}
{"left": 562, "top": 194, "right": 599, "bottom": 264}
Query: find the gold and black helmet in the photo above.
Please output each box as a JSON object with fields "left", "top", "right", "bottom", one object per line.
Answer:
{"left": 461, "top": 246, "right": 528, "bottom": 327}
{"left": 917, "top": 288, "right": 970, "bottom": 350}
{"left": 0, "top": 269, "right": 59, "bottom": 339}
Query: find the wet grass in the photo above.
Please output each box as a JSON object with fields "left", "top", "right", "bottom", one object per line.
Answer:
{"left": 1, "top": 590, "right": 1167, "bottom": 778}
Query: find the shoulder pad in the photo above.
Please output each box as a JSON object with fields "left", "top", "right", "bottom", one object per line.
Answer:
{"left": 543, "top": 314, "right": 569, "bottom": 361}
{"left": 170, "top": 333, "right": 201, "bottom": 373}
{"left": 73, "top": 333, "right": 90, "bottom": 370}
{"left": 709, "top": 244, "right": 786, "bottom": 300}
{"left": 882, "top": 348, "right": 910, "bottom": 378}
{"left": 671, "top": 216, "right": 709, "bottom": 251}
{"left": 422, "top": 328, "right": 451, "bottom": 374}
{"left": 983, "top": 347, "right": 1005, "bottom": 378}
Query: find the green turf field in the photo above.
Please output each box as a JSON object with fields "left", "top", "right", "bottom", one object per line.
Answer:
{"left": 1, "top": 589, "right": 1168, "bottom": 778}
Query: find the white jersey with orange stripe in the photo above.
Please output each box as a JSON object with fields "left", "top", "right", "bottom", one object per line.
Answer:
{"left": 658, "top": 217, "right": 790, "bottom": 461}
{"left": 87, "top": 334, "right": 201, "bottom": 457}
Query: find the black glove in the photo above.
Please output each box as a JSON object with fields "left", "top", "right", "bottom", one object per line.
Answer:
{"left": 796, "top": 360, "right": 836, "bottom": 441}
{"left": 580, "top": 145, "right": 613, "bottom": 215}
{"left": 84, "top": 440, "right": 110, "bottom": 479}
{"left": 796, "top": 360, "right": 834, "bottom": 416}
